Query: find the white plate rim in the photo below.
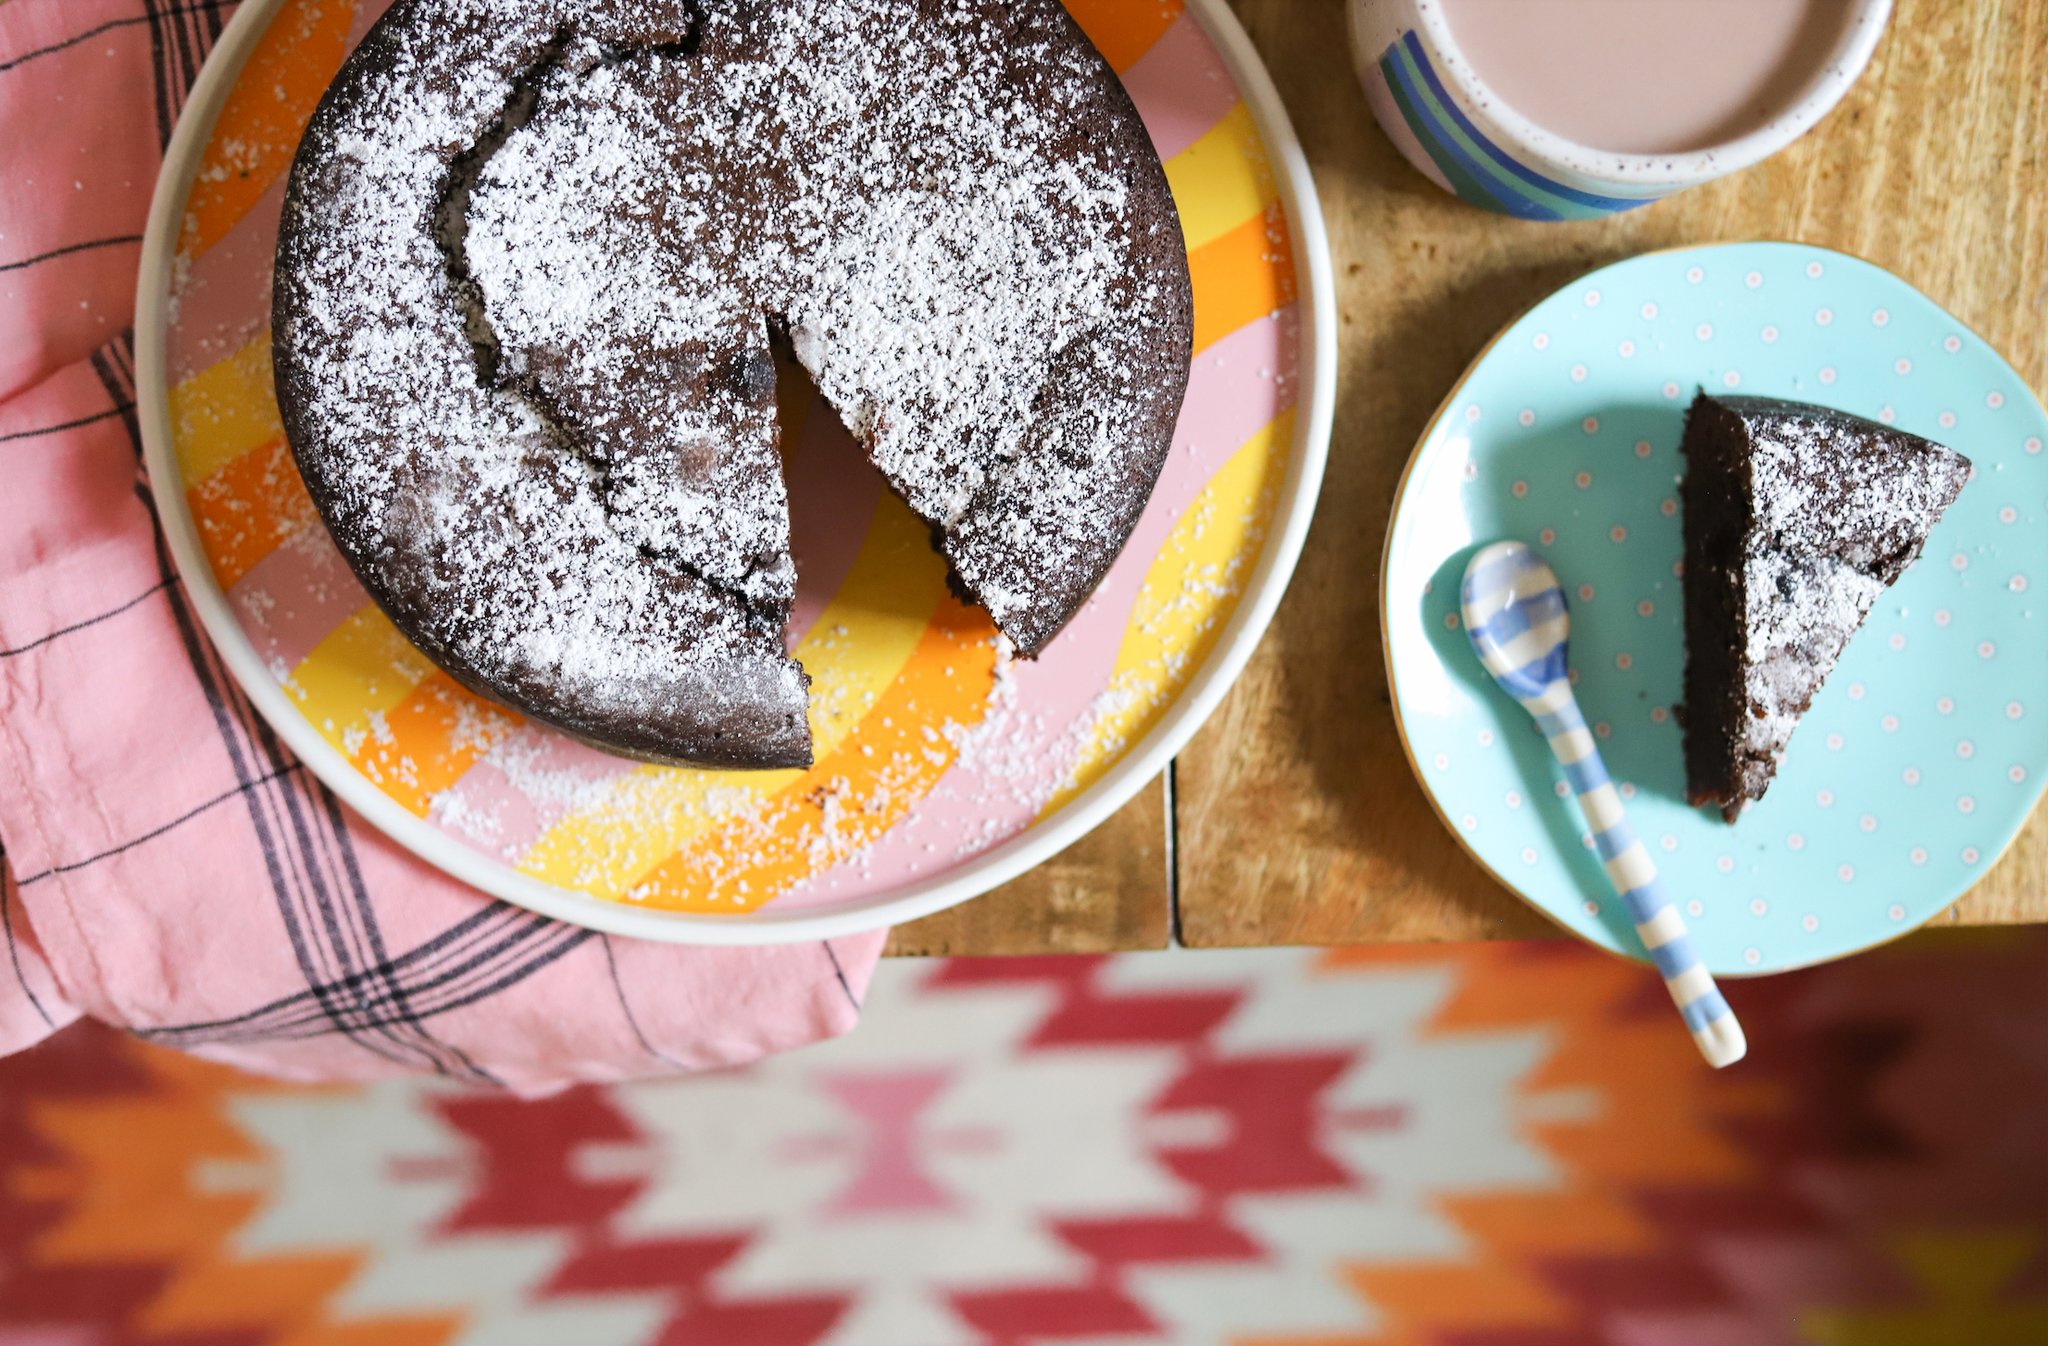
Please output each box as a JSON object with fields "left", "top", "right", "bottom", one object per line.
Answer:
{"left": 1377, "top": 239, "right": 2043, "bottom": 974}
{"left": 133, "top": 0, "right": 1339, "bottom": 946}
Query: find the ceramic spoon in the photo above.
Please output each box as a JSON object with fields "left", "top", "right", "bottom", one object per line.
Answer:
{"left": 1460, "top": 541, "right": 1747, "bottom": 1068}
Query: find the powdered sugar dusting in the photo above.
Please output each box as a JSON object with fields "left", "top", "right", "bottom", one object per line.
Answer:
{"left": 273, "top": 0, "right": 1189, "bottom": 767}
{"left": 1728, "top": 397, "right": 1970, "bottom": 785}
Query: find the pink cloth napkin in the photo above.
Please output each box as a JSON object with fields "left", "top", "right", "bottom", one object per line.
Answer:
{"left": 0, "top": 0, "right": 886, "bottom": 1094}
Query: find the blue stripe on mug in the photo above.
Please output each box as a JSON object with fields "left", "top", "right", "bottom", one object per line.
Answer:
{"left": 1378, "top": 32, "right": 1654, "bottom": 220}
{"left": 1381, "top": 43, "right": 1524, "bottom": 214}
{"left": 1397, "top": 33, "right": 1639, "bottom": 215}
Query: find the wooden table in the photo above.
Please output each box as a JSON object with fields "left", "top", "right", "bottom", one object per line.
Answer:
{"left": 886, "top": 0, "right": 2048, "bottom": 956}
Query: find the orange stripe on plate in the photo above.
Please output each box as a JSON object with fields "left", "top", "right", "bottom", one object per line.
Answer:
{"left": 1189, "top": 200, "right": 1297, "bottom": 355}
{"left": 177, "top": 0, "right": 352, "bottom": 257}
{"left": 1060, "top": 0, "right": 1185, "bottom": 72}
{"left": 347, "top": 671, "right": 523, "bottom": 818}
{"left": 185, "top": 434, "right": 319, "bottom": 589}
{"left": 626, "top": 597, "right": 999, "bottom": 912}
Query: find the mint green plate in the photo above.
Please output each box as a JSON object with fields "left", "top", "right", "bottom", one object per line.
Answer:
{"left": 1384, "top": 242, "right": 2048, "bottom": 974}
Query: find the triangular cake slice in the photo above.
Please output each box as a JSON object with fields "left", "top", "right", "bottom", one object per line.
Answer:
{"left": 1680, "top": 392, "right": 1972, "bottom": 821}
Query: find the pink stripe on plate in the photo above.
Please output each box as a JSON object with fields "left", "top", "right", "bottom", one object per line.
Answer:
{"left": 773, "top": 305, "right": 1302, "bottom": 909}
{"left": 167, "top": 175, "right": 284, "bottom": 385}
{"left": 167, "top": 0, "right": 397, "bottom": 382}
{"left": 767, "top": 643, "right": 1115, "bottom": 910}
{"left": 345, "top": 0, "right": 398, "bottom": 51}
{"left": 429, "top": 725, "right": 638, "bottom": 862}
{"left": 1145, "top": 304, "right": 1303, "bottom": 551}
{"left": 227, "top": 525, "right": 368, "bottom": 678}
{"left": 1120, "top": 10, "right": 1242, "bottom": 163}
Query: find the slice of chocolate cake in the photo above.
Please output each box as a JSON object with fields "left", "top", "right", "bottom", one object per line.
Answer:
{"left": 1680, "top": 392, "right": 1971, "bottom": 822}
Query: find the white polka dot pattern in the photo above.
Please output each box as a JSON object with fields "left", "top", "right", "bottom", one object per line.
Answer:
{"left": 1385, "top": 244, "right": 2048, "bottom": 975}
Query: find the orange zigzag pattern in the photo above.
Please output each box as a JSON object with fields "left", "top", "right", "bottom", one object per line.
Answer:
{"left": 1296, "top": 943, "right": 1763, "bottom": 1346}
{"left": 10, "top": 1031, "right": 456, "bottom": 1346}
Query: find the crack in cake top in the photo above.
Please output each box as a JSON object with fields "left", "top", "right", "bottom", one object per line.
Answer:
{"left": 272, "top": 0, "right": 1193, "bottom": 766}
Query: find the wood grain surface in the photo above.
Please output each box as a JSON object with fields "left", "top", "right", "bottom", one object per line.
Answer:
{"left": 1175, "top": 0, "right": 2048, "bottom": 947}
{"left": 883, "top": 774, "right": 1172, "bottom": 955}
{"left": 891, "top": 0, "right": 2046, "bottom": 956}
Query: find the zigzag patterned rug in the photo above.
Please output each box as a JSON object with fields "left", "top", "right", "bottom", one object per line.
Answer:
{"left": 1, "top": 933, "right": 2044, "bottom": 1344}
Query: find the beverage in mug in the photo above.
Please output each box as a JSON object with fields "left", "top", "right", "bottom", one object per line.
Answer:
{"left": 1442, "top": 0, "right": 1859, "bottom": 155}
{"left": 1349, "top": 0, "right": 1891, "bottom": 217}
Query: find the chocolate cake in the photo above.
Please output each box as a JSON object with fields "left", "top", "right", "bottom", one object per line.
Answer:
{"left": 1679, "top": 392, "right": 1971, "bottom": 821}
{"left": 272, "top": 0, "right": 1194, "bottom": 770}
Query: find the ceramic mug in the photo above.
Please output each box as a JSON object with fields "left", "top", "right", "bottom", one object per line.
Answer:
{"left": 1348, "top": 0, "right": 1893, "bottom": 219}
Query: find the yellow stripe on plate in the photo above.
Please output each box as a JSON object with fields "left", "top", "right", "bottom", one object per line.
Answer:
{"left": 283, "top": 603, "right": 437, "bottom": 759}
{"left": 515, "top": 489, "right": 950, "bottom": 899}
{"left": 170, "top": 337, "right": 285, "bottom": 487}
{"left": 794, "top": 490, "right": 955, "bottom": 761}
{"left": 1043, "top": 409, "right": 1294, "bottom": 814}
{"left": 1163, "top": 101, "right": 1280, "bottom": 254}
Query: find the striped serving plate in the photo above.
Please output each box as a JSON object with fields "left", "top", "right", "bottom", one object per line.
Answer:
{"left": 135, "top": 0, "right": 1335, "bottom": 942}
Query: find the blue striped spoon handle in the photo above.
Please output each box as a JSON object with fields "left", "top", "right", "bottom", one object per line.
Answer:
{"left": 1459, "top": 541, "right": 1747, "bottom": 1068}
